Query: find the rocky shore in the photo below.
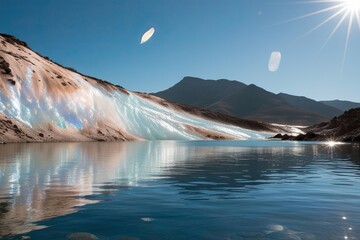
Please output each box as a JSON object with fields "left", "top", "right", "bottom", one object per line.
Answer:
{"left": 273, "top": 108, "right": 360, "bottom": 143}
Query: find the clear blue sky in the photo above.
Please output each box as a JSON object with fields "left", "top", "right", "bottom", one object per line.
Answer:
{"left": 1, "top": 0, "right": 359, "bottom": 101}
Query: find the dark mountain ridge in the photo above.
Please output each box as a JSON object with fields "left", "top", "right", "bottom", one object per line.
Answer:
{"left": 154, "top": 77, "right": 345, "bottom": 125}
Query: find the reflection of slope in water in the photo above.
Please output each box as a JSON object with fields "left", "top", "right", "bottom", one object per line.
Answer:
{"left": 0, "top": 141, "right": 358, "bottom": 239}
{"left": 0, "top": 141, "right": 186, "bottom": 237}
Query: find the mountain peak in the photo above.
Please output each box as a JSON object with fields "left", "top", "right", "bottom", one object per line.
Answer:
{"left": 181, "top": 76, "right": 200, "bottom": 81}
{"left": 180, "top": 76, "right": 244, "bottom": 84}
{"left": 243, "top": 84, "right": 269, "bottom": 94}
{"left": 247, "top": 83, "right": 259, "bottom": 89}
{"left": 154, "top": 77, "right": 247, "bottom": 109}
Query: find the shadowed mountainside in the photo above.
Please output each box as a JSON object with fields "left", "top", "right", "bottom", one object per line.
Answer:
{"left": 278, "top": 93, "right": 342, "bottom": 119}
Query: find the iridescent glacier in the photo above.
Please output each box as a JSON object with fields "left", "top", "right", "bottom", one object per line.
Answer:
{"left": 0, "top": 65, "right": 271, "bottom": 140}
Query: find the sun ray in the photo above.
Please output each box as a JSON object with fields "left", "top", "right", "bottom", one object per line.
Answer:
{"left": 280, "top": 3, "right": 346, "bottom": 24}
{"left": 321, "top": 9, "right": 350, "bottom": 51}
{"left": 356, "top": 10, "right": 360, "bottom": 30}
{"left": 301, "top": 7, "right": 348, "bottom": 37}
{"left": 343, "top": 11, "right": 354, "bottom": 65}
{"left": 287, "top": 0, "right": 360, "bottom": 62}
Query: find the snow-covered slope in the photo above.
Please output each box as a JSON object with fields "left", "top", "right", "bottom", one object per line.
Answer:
{"left": 0, "top": 34, "right": 295, "bottom": 143}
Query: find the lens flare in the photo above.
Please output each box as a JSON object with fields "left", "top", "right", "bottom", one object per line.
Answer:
{"left": 325, "top": 140, "right": 344, "bottom": 147}
{"left": 327, "top": 141, "right": 337, "bottom": 147}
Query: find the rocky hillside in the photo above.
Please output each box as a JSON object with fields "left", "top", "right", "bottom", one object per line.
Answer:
{"left": 274, "top": 108, "right": 360, "bottom": 142}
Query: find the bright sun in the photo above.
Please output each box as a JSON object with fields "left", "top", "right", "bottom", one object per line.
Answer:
{"left": 344, "top": 0, "right": 360, "bottom": 11}
{"left": 288, "top": 0, "right": 360, "bottom": 63}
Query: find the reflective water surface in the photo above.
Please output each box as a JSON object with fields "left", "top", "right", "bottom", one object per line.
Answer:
{"left": 0, "top": 141, "right": 359, "bottom": 239}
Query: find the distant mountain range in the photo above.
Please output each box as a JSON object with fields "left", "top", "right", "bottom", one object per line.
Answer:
{"left": 153, "top": 77, "right": 360, "bottom": 125}
{"left": 319, "top": 100, "right": 360, "bottom": 112}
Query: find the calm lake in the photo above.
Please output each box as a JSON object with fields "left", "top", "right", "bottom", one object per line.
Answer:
{"left": 0, "top": 141, "right": 359, "bottom": 240}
